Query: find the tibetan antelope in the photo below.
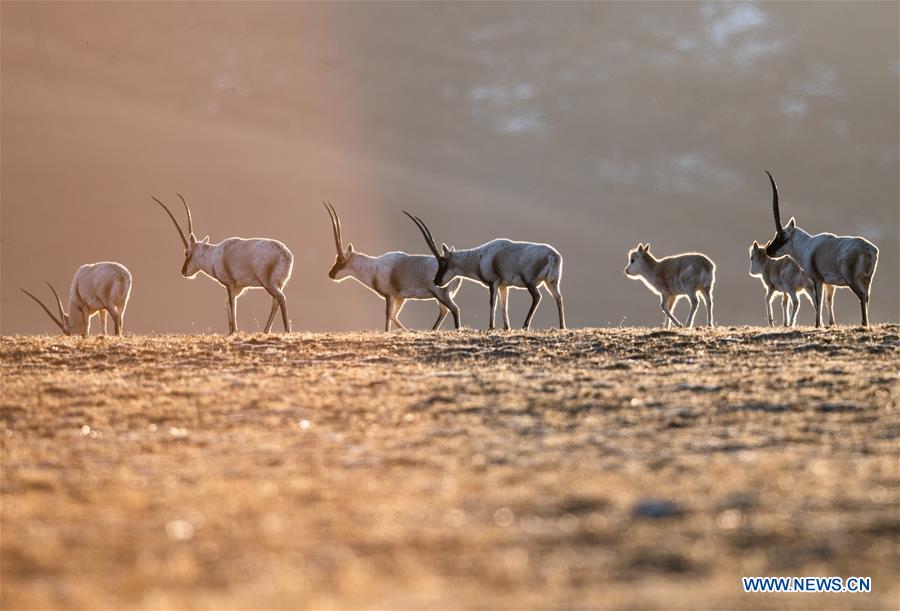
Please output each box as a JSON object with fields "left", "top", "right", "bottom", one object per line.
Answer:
{"left": 624, "top": 244, "right": 715, "bottom": 328}
{"left": 748, "top": 240, "right": 835, "bottom": 327}
{"left": 405, "top": 212, "right": 565, "bottom": 330}
{"left": 324, "top": 203, "right": 461, "bottom": 331}
{"left": 21, "top": 262, "right": 132, "bottom": 337}
{"left": 762, "top": 171, "right": 879, "bottom": 327}
{"left": 153, "top": 194, "right": 293, "bottom": 334}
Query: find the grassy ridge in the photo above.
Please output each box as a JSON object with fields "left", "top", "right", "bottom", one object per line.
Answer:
{"left": 1, "top": 326, "right": 898, "bottom": 609}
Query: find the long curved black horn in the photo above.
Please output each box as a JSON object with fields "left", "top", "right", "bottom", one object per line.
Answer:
{"left": 176, "top": 193, "right": 194, "bottom": 237}
{"left": 21, "top": 288, "right": 65, "bottom": 332}
{"left": 414, "top": 214, "right": 438, "bottom": 253}
{"left": 765, "top": 170, "right": 783, "bottom": 234}
{"left": 45, "top": 281, "right": 66, "bottom": 321}
{"left": 323, "top": 202, "right": 344, "bottom": 255}
{"left": 403, "top": 211, "right": 441, "bottom": 258}
{"left": 327, "top": 201, "right": 343, "bottom": 246}
{"left": 152, "top": 196, "right": 189, "bottom": 249}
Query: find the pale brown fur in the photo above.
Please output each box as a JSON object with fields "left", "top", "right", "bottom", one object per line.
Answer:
{"left": 624, "top": 243, "right": 715, "bottom": 328}
{"left": 748, "top": 241, "right": 825, "bottom": 326}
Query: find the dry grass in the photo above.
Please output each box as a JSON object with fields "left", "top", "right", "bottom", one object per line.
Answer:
{"left": 1, "top": 326, "right": 898, "bottom": 610}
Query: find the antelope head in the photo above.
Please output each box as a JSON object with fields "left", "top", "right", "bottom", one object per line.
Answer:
{"left": 624, "top": 243, "right": 652, "bottom": 277}
{"left": 748, "top": 240, "right": 767, "bottom": 276}
{"left": 152, "top": 194, "right": 209, "bottom": 278}
{"left": 21, "top": 282, "right": 73, "bottom": 335}
{"left": 763, "top": 171, "right": 796, "bottom": 257}
{"left": 324, "top": 202, "right": 354, "bottom": 280}
{"left": 404, "top": 211, "right": 454, "bottom": 286}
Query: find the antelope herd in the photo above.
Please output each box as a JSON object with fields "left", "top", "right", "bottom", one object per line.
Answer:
{"left": 21, "top": 172, "right": 880, "bottom": 335}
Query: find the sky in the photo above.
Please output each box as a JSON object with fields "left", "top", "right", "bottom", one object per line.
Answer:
{"left": 2, "top": 1, "right": 898, "bottom": 334}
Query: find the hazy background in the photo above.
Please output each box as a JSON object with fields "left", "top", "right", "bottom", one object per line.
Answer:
{"left": 2, "top": 1, "right": 897, "bottom": 334}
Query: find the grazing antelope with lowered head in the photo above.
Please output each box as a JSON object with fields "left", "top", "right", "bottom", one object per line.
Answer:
{"left": 325, "top": 203, "right": 461, "bottom": 331}
{"left": 405, "top": 212, "right": 566, "bottom": 330}
{"left": 748, "top": 240, "right": 835, "bottom": 327}
{"left": 21, "top": 262, "right": 132, "bottom": 337}
{"left": 624, "top": 244, "right": 715, "bottom": 328}
{"left": 153, "top": 194, "right": 293, "bottom": 334}
{"left": 762, "top": 171, "right": 878, "bottom": 327}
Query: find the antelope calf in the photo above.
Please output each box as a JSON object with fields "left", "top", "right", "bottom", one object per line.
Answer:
{"left": 153, "top": 194, "right": 293, "bottom": 334}
{"left": 762, "top": 171, "right": 878, "bottom": 327}
{"left": 624, "top": 243, "right": 715, "bottom": 328}
{"left": 324, "top": 203, "right": 462, "bottom": 331}
{"left": 22, "top": 262, "right": 132, "bottom": 337}
{"left": 405, "top": 212, "right": 565, "bottom": 330}
{"left": 750, "top": 240, "right": 812, "bottom": 327}
{"left": 748, "top": 240, "right": 834, "bottom": 326}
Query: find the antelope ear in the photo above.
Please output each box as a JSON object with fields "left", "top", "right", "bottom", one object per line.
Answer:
{"left": 752, "top": 240, "right": 759, "bottom": 248}
{"left": 441, "top": 242, "right": 451, "bottom": 256}
{"left": 189, "top": 234, "right": 197, "bottom": 244}
{"left": 644, "top": 243, "right": 651, "bottom": 252}
{"left": 786, "top": 217, "right": 796, "bottom": 230}
{"left": 201, "top": 235, "right": 209, "bottom": 244}
{"left": 346, "top": 242, "right": 354, "bottom": 253}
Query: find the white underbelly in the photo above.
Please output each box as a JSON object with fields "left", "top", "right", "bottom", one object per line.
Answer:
{"left": 398, "top": 288, "right": 435, "bottom": 299}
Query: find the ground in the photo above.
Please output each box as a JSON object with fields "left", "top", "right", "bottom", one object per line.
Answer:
{"left": 1, "top": 326, "right": 898, "bottom": 610}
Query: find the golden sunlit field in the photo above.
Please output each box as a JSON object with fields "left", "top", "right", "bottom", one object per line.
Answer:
{"left": 2, "top": 326, "right": 898, "bottom": 609}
